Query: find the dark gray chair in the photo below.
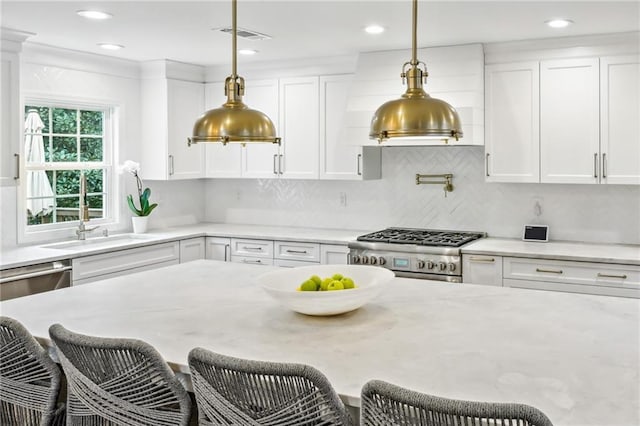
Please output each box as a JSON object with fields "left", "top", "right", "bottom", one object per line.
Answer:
{"left": 49, "top": 323, "right": 191, "bottom": 425}
{"left": 0, "top": 316, "right": 65, "bottom": 426}
{"left": 361, "top": 379, "right": 554, "bottom": 426}
{"left": 188, "top": 347, "right": 355, "bottom": 425}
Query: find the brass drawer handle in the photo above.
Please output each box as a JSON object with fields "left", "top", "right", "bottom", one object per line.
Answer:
{"left": 597, "top": 273, "right": 627, "bottom": 279}
{"left": 286, "top": 249, "right": 308, "bottom": 254}
{"left": 469, "top": 256, "right": 495, "bottom": 263}
{"left": 536, "top": 268, "right": 563, "bottom": 274}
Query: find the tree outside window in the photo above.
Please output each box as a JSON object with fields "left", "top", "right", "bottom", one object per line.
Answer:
{"left": 24, "top": 105, "right": 109, "bottom": 226}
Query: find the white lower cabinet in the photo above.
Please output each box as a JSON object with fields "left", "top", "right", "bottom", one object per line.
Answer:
{"left": 230, "top": 238, "right": 274, "bottom": 266}
{"left": 205, "top": 237, "right": 231, "bottom": 261}
{"left": 179, "top": 237, "right": 205, "bottom": 263}
{"left": 503, "top": 257, "right": 640, "bottom": 298}
{"left": 72, "top": 242, "right": 180, "bottom": 285}
{"left": 320, "top": 244, "right": 350, "bottom": 265}
{"left": 462, "top": 254, "right": 503, "bottom": 286}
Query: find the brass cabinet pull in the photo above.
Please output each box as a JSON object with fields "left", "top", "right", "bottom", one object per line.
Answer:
{"left": 13, "top": 153, "right": 20, "bottom": 180}
{"left": 469, "top": 256, "right": 495, "bottom": 263}
{"left": 536, "top": 268, "right": 563, "bottom": 274}
{"left": 357, "top": 153, "right": 362, "bottom": 176}
{"left": 593, "top": 153, "right": 598, "bottom": 178}
{"left": 286, "top": 249, "right": 308, "bottom": 254}
{"left": 602, "top": 153, "right": 607, "bottom": 179}
{"left": 485, "top": 153, "right": 490, "bottom": 177}
{"left": 273, "top": 154, "right": 278, "bottom": 175}
{"left": 597, "top": 273, "right": 627, "bottom": 279}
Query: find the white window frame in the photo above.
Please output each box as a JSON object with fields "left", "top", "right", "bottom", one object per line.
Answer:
{"left": 17, "top": 97, "right": 120, "bottom": 245}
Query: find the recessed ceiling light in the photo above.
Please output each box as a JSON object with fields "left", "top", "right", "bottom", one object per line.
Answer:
{"left": 365, "top": 25, "right": 385, "bottom": 35}
{"left": 98, "top": 43, "right": 124, "bottom": 51}
{"left": 238, "top": 49, "right": 258, "bottom": 55}
{"left": 77, "top": 10, "right": 113, "bottom": 20}
{"left": 546, "top": 19, "right": 573, "bottom": 29}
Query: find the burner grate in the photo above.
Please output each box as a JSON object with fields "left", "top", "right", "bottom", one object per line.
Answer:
{"left": 357, "top": 228, "right": 485, "bottom": 247}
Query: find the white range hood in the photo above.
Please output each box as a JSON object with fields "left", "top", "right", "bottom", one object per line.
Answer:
{"left": 344, "top": 43, "right": 485, "bottom": 147}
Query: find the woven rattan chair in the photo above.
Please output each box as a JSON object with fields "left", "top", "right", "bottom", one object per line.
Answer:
{"left": 361, "top": 379, "right": 554, "bottom": 426}
{"left": 188, "top": 347, "right": 355, "bottom": 425}
{"left": 49, "top": 323, "right": 191, "bottom": 425}
{"left": 0, "top": 316, "right": 65, "bottom": 426}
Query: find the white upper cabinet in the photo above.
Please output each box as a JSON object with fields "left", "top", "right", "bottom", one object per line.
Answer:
{"left": 1, "top": 29, "right": 31, "bottom": 186}
{"left": 320, "top": 75, "right": 381, "bottom": 180}
{"left": 600, "top": 55, "right": 640, "bottom": 185}
{"left": 140, "top": 60, "right": 205, "bottom": 180}
{"left": 278, "top": 76, "right": 319, "bottom": 179}
{"left": 540, "top": 58, "right": 600, "bottom": 184}
{"left": 485, "top": 62, "right": 540, "bottom": 182}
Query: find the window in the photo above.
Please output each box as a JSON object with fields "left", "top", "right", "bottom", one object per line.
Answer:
{"left": 23, "top": 103, "right": 113, "bottom": 228}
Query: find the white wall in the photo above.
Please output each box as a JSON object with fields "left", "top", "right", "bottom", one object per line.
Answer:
{"left": 203, "top": 146, "right": 640, "bottom": 245}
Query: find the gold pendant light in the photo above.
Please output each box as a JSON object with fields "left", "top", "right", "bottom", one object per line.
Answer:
{"left": 369, "top": 0, "right": 462, "bottom": 143}
{"left": 188, "top": 0, "right": 280, "bottom": 146}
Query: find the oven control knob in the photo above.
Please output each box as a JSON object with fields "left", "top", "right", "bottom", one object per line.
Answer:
{"left": 438, "top": 262, "right": 447, "bottom": 271}
{"left": 448, "top": 263, "right": 456, "bottom": 272}
{"left": 426, "top": 261, "right": 435, "bottom": 270}
{"left": 417, "top": 260, "right": 425, "bottom": 269}
{"left": 370, "top": 256, "right": 378, "bottom": 265}
{"left": 378, "top": 257, "right": 386, "bottom": 266}
{"left": 361, "top": 256, "right": 369, "bottom": 264}
{"left": 351, "top": 255, "right": 360, "bottom": 264}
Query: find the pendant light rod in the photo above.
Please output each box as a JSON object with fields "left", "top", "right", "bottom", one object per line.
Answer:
{"left": 411, "top": 0, "right": 418, "bottom": 66}
{"left": 231, "top": 0, "right": 237, "bottom": 78}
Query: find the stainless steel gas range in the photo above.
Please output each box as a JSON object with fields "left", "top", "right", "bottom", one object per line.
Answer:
{"left": 348, "top": 228, "right": 486, "bottom": 282}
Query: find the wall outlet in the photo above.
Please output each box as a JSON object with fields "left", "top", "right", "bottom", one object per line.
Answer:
{"left": 339, "top": 192, "right": 347, "bottom": 207}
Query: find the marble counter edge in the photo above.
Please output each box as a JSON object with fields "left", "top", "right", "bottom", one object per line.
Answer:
{"left": 461, "top": 238, "right": 640, "bottom": 266}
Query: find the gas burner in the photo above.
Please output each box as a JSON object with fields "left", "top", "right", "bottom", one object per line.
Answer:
{"left": 357, "top": 227, "right": 485, "bottom": 248}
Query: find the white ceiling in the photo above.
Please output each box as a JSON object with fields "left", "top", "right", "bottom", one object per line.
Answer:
{"left": 2, "top": 1, "right": 639, "bottom": 67}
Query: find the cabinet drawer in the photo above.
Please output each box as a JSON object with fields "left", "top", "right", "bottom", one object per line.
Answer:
{"left": 230, "top": 239, "right": 273, "bottom": 258}
{"left": 230, "top": 256, "right": 274, "bottom": 266}
{"left": 274, "top": 241, "right": 320, "bottom": 262}
{"left": 72, "top": 242, "right": 180, "bottom": 282}
{"left": 503, "top": 257, "right": 640, "bottom": 290}
{"left": 462, "top": 254, "right": 503, "bottom": 286}
{"left": 274, "top": 259, "right": 318, "bottom": 268}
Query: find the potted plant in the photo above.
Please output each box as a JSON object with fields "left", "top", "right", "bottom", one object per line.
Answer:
{"left": 120, "top": 160, "right": 158, "bottom": 233}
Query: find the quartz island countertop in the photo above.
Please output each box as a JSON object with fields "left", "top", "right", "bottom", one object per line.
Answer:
{"left": 1, "top": 259, "right": 638, "bottom": 426}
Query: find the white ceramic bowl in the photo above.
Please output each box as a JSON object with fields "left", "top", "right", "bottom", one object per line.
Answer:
{"left": 258, "top": 264, "right": 394, "bottom": 316}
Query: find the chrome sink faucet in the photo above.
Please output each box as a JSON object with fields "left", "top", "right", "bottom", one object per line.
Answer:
{"left": 76, "top": 171, "right": 99, "bottom": 240}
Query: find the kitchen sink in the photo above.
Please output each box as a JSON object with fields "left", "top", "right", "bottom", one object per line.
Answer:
{"left": 41, "top": 234, "right": 157, "bottom": 251}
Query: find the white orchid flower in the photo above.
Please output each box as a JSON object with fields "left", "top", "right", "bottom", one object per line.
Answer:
{"left": 118, "top": 160, "right": 140, "bottom": 175}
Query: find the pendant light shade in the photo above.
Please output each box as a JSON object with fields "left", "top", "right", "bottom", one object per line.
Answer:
{"left": 370, "top": 0, "right": 462, "bottom": 143}
{"left": 188, "top": 0, "right": 280, "bottom": 146}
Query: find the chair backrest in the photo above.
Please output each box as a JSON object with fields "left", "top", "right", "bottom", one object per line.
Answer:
{"left": 0, "top": 316, "right": 65, "bottom": 426}
{"left": 188, "top": 347, "right": 355, "bottom": 425}
{"left": 361, "top": 380, "right": 554, "bottom": 426}
{"left": 49, "top": 323, "right": 191, "bottom": 426}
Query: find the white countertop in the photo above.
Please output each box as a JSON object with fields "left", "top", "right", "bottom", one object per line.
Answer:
{"left": 1, "top": 260, "right": 638, "bottom": 426}
{"left": 462, "top": 238, "right": 640, "bottom": 266}
{"left": 0, "top": 223, "right": 368, "bottom": 270}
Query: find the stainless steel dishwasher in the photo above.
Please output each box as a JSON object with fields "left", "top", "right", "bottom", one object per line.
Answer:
{"left": 0, "top": 260, "right": 72, "bottom": 301}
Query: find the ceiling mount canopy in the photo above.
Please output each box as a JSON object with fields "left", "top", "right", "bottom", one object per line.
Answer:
{"left": 189, "top": 0, "right": 280, "bottom": 146}
{"left": 369, "top": 0, "right": 463, "bottom": 144}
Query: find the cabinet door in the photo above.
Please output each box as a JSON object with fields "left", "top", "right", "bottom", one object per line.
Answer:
{"left": 168, "top": 79, "right": 205, "bottom": 179}
{"left": 204, "top": 82, "right": 243, "bottom": 178}
{"left": 242, "top": 79, "right": 281, "bottom": 178}
{"left": 540, "top": 58, "right": 600, "bottom": 184}
{"left": 600, "top": 55, "right": 640, "bottom": 185}
{"left": 0, "top": 51, "right": 20, "bottom": 185}
{"left": 320, "top": 75, "right": 362, "bottom": 180}
{"left": 320, "top": 244, "right": 350, "bottom": 265}
{"left": 462, "top": 255, "right": 503, "bottom": 286}
{"left": 279, "top": 76, "right": 319, "bottom": 179}
{"left": 179, "top": 237, "right": 206, "bottom": 263}
{"left": 485, "top": 62, "right": 540, "bottom": 182}
{"left": 205, "top": 237, "right": 231, "bottom": 261}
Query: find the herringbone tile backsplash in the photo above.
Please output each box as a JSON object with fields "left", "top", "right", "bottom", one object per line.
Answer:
{"left": 204, "top": 146, "right": 640, "bottom": 245}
